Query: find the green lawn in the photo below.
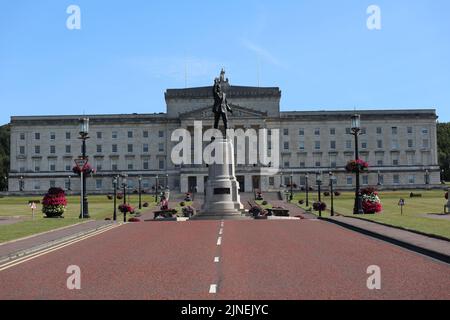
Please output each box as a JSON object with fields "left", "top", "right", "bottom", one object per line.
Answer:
{"left": 0, "top": 194, "right": 156, "bottom": 243}
{"left": 293, "top": 189, "right": 450, "bottom": 239}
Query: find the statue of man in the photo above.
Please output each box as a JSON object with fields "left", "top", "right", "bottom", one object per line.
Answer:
{"left": 212, "top": 76, "right": 232, "bottom": 130}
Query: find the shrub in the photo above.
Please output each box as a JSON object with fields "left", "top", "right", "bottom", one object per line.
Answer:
{"left": 107, "top": 195, "right": 113, "bottom": 200}
{"left": 324, "top": 192, "right": 330, "bottom": 197}
{"left": 42, "top": 187, "right": 67, "bottom": 218}
{"left": 312, "top": 201, "right": 327, "bottom": 212}
{"left": 298, "top": 200, "right": 305, "bottom": 205}
{"left": 361, "top": 187, "right": 383, "bottom": 214}
{"left": 182, "top": 206, "right": 195, "bottom": 217}
{"left": 334, "top": 191, "right": 341, "bottom": 197}
{"left": 143, "top": 202, "right": 149, "bottom": 208}
{"left": 261, "top": 200, "right": 268, "bottom": 206}
{"left": 180, "top": 201, "right": 186, "bottom": 207}
{"left": 116, "top": 193, "right": 123, "bottom": 200}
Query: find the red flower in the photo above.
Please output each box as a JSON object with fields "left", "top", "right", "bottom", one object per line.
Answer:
{"left": 73, "top": 163, "right": 95, "bottom": 175}
{"left": 346, "top": 159, "right": 369, "bottom": 173}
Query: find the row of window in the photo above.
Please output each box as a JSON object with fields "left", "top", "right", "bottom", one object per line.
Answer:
{"left": 18, "top": 143, "right": 166, "bottom": 155}
{"left": 280, "top": 126, "right": 430, "bottom": 136}
{"left": 19, "top": 130, "right": 166, "bottom": 141}
{"left": 281, "top": 139, "right": 430, "bottom": 151}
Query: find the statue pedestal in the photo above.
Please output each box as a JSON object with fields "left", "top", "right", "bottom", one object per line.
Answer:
{"left": 193, "top": 138, "right": 245, "bottom": 220}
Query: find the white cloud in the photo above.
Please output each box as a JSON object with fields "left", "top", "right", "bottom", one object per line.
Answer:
{"left": 241, "top": 39, "right": 283, "bottom": 68}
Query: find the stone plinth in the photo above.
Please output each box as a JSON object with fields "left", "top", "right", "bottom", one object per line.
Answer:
{"left": 193, "top": 138, "right": 245, "bottom": 220}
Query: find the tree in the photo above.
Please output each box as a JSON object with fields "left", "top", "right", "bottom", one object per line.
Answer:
{"left": 0, "top": 124, "right": 10, "bottom": 190}
{"left": 437, "top": 122, "right": 450, "bottom": 182}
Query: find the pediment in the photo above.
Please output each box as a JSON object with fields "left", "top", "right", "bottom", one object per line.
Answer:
{"left": 180, "top": 104, "right": 268, "bottom": 119}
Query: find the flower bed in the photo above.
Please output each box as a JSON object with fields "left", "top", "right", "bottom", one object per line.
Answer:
{"left": 345, "top": 159, "right": 369, "bottom": 173}
{"left": 42, "top": 187, "right": 67, "bottom": 218}
{"left": 118, "top": 203, "right": 135, "bottom": 214}
{"left": 361, "top": 187, "right": 383, "bottom": 214}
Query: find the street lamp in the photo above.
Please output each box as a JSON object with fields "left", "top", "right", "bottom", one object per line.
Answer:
{"left": 155, "top": 175, "right": 159, "bottom": 203}
{"left": 350, "top": 114, "right": 364, "bottom": 215}
{"left": 377, "top": 171, "right": 382, "bottom": 186}
{"left": 122, "top": 174, "right": 128, "bottom": 222}
{"left": 425, "top": 169, "right": 430, "bottom": 186}
{"left": 78, "top": 118, "right": 90, "bottom": 219}
{"left": 19, "top": 176, "right": 24, "bottom": 192}
{"left": 305, "top": 173, "right": 309, "bottom": 207}
{"left": 316, "top": 171, "right": 323, "bottom": 217}
{"left": 290, "top": 172, "right": 294, "bottom": 202}
{"left": 138, "top": 176, "right": 142, "bottom": 209}
{"left": 329, "top": 172, "right": 336, "bottom": 217}
{"left": 113, "top": 176, "right": 118, "bottom": 221}
{"left": 3, "top": 176, "right": 8, "bottom": 191}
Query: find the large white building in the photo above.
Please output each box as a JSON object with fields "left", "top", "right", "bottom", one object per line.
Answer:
{"left": 8, "top": 77, "right": 440, "bottom": 194}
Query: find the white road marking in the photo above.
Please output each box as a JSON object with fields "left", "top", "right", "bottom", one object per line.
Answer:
{"left": 209, "top": 284, "right": 217, "bottom": 294}
{"left": 217, "top": 237, "right": 222, "bottom": 246}
{"left": 214, "top": 257, "right": 220, "bottom": 263}
{"left": 219, "top": 228, "right": 223, "bottom": 235}
{"left": 0, "top": 224, "right": 121, "bottom": 272}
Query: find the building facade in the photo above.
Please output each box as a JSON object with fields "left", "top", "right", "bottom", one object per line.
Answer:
{"left": 8, "top": 80, "right": 440, "bottom": 194}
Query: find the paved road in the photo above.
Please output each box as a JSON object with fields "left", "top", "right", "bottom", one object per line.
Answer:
{"left": 0, "top": 219, "right": 449, "bottom": 300}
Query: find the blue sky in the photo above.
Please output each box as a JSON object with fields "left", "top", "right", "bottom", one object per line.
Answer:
{"left": 1, "top": 0, "right": 449, "bottom": 125}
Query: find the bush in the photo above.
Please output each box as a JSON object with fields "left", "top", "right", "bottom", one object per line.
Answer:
{"left": 107, "top": 195, "right": 113, "bottom": 200}
{"left": 312, "top": 201, "right": 327, "bottom": 212}
{"left": 298, "top": 200, "right": 305, "bottom": 205}
{"left": 334, "top": 191, "right": 341, "bottom": 197}
{"left": 143, "top": 202, "right": 149, "bottom": 208}
{"left": 361, "top": 187, "right": 383, "bottom": 214}
{"left": 117, "top": 193, "right": 123, "bottom": 200}
{"left": 180, "top": 201, "right": 186, "bottom": 207}
{"left": 261, "top": 200, "right": 268, "bottom": 206}
{"left": 42, "top": 187, "right": 67, "bottom": 218}
{"left": 323, "top": 192, "right": 330, "bottom": 197}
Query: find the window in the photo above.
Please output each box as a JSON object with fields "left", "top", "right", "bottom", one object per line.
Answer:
{"left": 20, "top": 133, "right": 25, "bottom": 140}
{"left": 50, "top": 180, "right": 56, "bottom": 188}
{"left": 361, "top": 141, "right": 368, "bottom": 149}
{"left": 158, "top": 143, "right": 164, "bottom": 152}
{"left": 112, "top": 131, "right": 118, "bottom": 139}
{"left": 127, "top": 144, "right": 133, "bottom": 153}
{"left": 65, "top": 164, "right": 71, "bottom": 171}
{"left": 284, "top": 161, "right": 290, "bottom": 168}
{"left": 282, "top": 128, "right": 289, "bottom": 136}
{"left": 376, "top": 127, "right": 382, "bottom": 135}
{"left": 159, "top": 159, "right": 165, "bottom": 169}
{"left": 422, "top": 128, "right": 429, "bottom": 135}
{"left": 330, "top": 155, "right": 337, "bottom": 168}
{"left": 392, "top": 127, "right": 398, "bottom": 135}
{"left": 330, "top": 128, "right": 336, "bottom": 135}
{"left": 128, "top": 131, "right": 133, "bottom": 138}
{"left": 422, "top": 139, "right": 429, "bottom": 148}
{"left": 299, "top": 162, "right": 305, "bottom": 168}
{"left": 330, "top": 141, "right": 336, "bottom": 149}
{"left": 35, "top": 132, "right": 40, "bottom": 140}
{"left": 407, "top": 127, "right": 413, "bottom": 134}
{"left": 315, "top": 161, "right": 321, "bottom": 167}
{"left": 111, "top": 161, "right": 118, "bottom": 171}
{"left": 19, "top": 146, "right": 25, "bottom": 155}
{"left": 284, "top": 142, "right": 289, "bottom": 150}
{"left": 377, "top": 159, "right": 384, "bottom": 166}
{"left": 377, "top": 140, "right": 383, "bottom": 149}
{"left": 127, "top": 162, "right": 134, "bottom": 170}
{"left": 315, "top": 141, "right": 320, "bottom": 150}
{"left": 96, "top": 145, "right": 102, "bottom": 153}
{"left": 299, "top": 141, "right": 305, "bottom": 150}
{"left": 65, "top": 180, "right": 70, "bottom": 190}
{"left": 112, "top": 144, "right": 118, "bottom": 153}
{"left": 143, "top": 160, "right": 149, "bottom": 170}
{"left": 50, "top": 132, "right": 56, "bottom": 140}
{"left": 49, "top": 160, "right": 56, "bottom": 172}
{"left": 96, "top": 179, "right": 103, "bottom": 189}
{"left": 143, "top": 144, "right": 149, "bottom": 153}
{"left": 66, "top": 132, "right": 71, "bottom": 139}
{"left": 97, "top": 132, "right": 102, "bottom": 139}
{"left": 391, "top": 140, "right": 399, "bottom": 149}
{"left": 314, "top": 128, "right": 320, "bottom": 136}
{"left": 299, "top": 128, "right": 304, "bottom": 136}
{"left": 408, "top": 175, "right": 416, "bottom": 184}
{"left": 65, "top": 145, "right": 71, "bottom": 153}
{"left": 35, "top": 145, "right": 40, "bottom": 154}
{"left": 159, "top": 131, "right": 164, "bottom": 138}
{"left": 143, "top": 131, "right": 149, "bottom": 138}
{"left": 378, "top": 175, "right": 384, "bottom": 185}
{"left": 361, "top": 128, "right": 367, "bottom": 135}
{"left": 345, "top": 128, "right": 351, "bottom": 135}
{"left": 34, "top": 160, "right": 41, "bottom": 172}
{"left": 346, "top": 140, "right": 352, "bottom": 149}
{"left": 346, "top": 176, "right": 353, "bottom": 185}
{"left": 408, "top": 139, "right": 414, "bottom": 148}
{"left": 269, "top": 177, "right": 275, "bottom": 186}
{"left": 34, "top": 182, "right": 41, "bottom": 190}
{"left": 393, "top": 175, "right": 400, "bottom": 184}
{"left": 362, "top": 175, "right": 369, "bottom": 185}
{"left": 50, "top": 146, "right": 56, "bottom": 154}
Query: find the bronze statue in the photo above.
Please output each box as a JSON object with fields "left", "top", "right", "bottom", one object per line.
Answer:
{"left": 212, "top": 70, "right": 232, "bottom": 130}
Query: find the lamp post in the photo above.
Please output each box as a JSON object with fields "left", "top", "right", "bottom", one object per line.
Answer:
{"left": 305, "top": 173, "right": 309, "bottom": 207}
{"left": 377, "top": 171, "right": 382, "bottom": 186}
{"left": 19, "top": 176, "right": 24, "bottom": 192}
{"left": 329, "top": 172, "right": 336, "bottom": 217}
{"left": 68, "top": 176, "right": 72, "bottom": 191}
{"left": 113, "top": 176, "right": 118, "bottom": 221}
{"left": 122, "top": 174, "right": 128, "bottom": 222}
{"left": 155, "top": 175, "right": 159, "bottom": 203}
{"left": 78, "top": 118, "right": 90, "bottom": 219}
{"left": 425, "top": 169, "right": 430, "bottom": 186}
{"left": 138, "top": 176, "right": 142, "bottom": 210}
{"left": 290, "top": 172, "right": 294, "bottom": 202}
{"left": 3, "top": 176, "right": 8, "bottom": 191}
{"left": 350, "top": 114, "right": 364, "bottom": 215}
{"left": 316, "top": 171, "right": 323, "bottom": 217}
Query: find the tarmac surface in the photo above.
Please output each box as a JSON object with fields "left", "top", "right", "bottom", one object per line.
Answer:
{"left": 0, "top": 218, "right": 449, "bottom": 300}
